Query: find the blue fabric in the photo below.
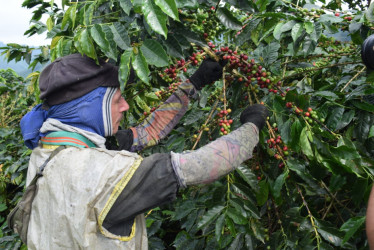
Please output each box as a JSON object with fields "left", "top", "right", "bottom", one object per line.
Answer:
{"left": 21, "top": 87, "right": 108, "bottom": 149}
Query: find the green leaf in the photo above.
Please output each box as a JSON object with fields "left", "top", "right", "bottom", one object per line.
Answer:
{"left": 134, "top": 95, "right": 150, "bottom": 112}
{"left": 215, "top": 214, "right": 225, "bottom": 242}
{"left": 166, "top": 136, "right": 185, "bottom": 151}
{"left": 330, "top": 145, "right": 360, "bottom": 160}
{"left": 83, "top": 2, "right": 95, "bottom": 26}
{"left": 314, "top": 91, "right": 339, "bottom": 101}
{"left": 70, "top": 3, "right": 77, "bottom": 29}
{"left": 352, "top": 100, "right": 374, "bottom": 112}
{"left": 145, "top": 92, "right": 160, "bottom": 101}
{"left": 175, "top": 28, "right": 205, "bottom": 47}
{"left": 101, "top": 25, "right": 118, "bottom": 60}
{"left": 256, "top": 180, "right": 269, "bottom": 206}
{"left": 119, "top": 49, "right": 133, "bottom": 91}
{"left": 236, "top": 18, "right": 261, "bottom": 45}
{"left": 280, "top": 20, "right": 296, "bottom": 33}
{"left": 340, "top": 216, "right": 365, "bottom": 244}
{"left": 183, "top": 110, "right": 204, "bottom": 125}
{"left": 228, "top": 233, "right": 243, "bottom": 250}
{"left": 273, "top": 22, "right": 284, "bottom": 40}
{"left": 302, "top": 38, "right": 317, "bottom": 56}
{"left": 155, "top": 0, "right": 179, "bottom": 21}
{"left": 349, "top": 22, "right": 362, "bottom": 34}
{"left": 46, "top": 17, "right": 54, "bottom": 32}
{"left": 78, "top": 29, "right": 97, "bottom": 61}
{"left": 310, "top": 22, "right": 322, "bottom": 42}
{"left": 90, "top": 24, "right": 110, "bottom": 55}
{"left": 110, "top": 22, "right": 131, "bottom": 50}
{"left": 366, "top": 2, "right": 374, "bottom": 22}
{"left": 119, "top": 0, "right": 132, "bottom": 15}
{"left": 315, "top": 220, "right": 343, "bottom": 247}
{"left": 140, "top": 39, "right": 169, "bottom": 67}
{"left": 236, "top": 164, "right": 259, "bottom": 192}
{"left": 304, "top": 21, "right": 314, "bottom": 34}
{"left": 242, "top": 197, "right": 260, "bottom": 219}
{"left": 132, "top": 50, "right": 150, "bottom": 85}
{"left": 336, "top": 110, "right": 355, "bottom": 130}
{"left": 250, "top": 217, "right": 265, "bottom": 243}
{"left": 173, "top": 200, "right": 195, "bottom": 220}
{"left": 226, "top": 207, "right": 247, "bottom": 225}
{"left": 253, "top": 42, "right": 280, "bottom": 67}
{"left": 61, "top": 5, "right": 72, "bottom": 30}
{"left": 142, "top": 0, "right": 168, "bottom": 38}
{"left": 0, "top": 203, "right": 7, "bottom": 212}
{"left": 369, "top": 125, "right": 374, "bottom": 138}
{"left": 216, "top": 7, "right": 242, "bottom": 30}
{"left": 290, "top": 119, "right": 302, "bottom": 151}
{"left": 326, "top": 107, "right": 344, "bottom": 131}
{"left": 351, "top": 178, "right": 368, "bottom": 205}
{"left": 245, "top": 234, "right": 253, "bottom": 249}
{"left": 257, "top": 0, "right": 270, "bottom": 11}
{"left": 319, "top": 14, "right": 342, "bottom": 23}
{"left": 271, "top": 171, "right": 288, "bottom": 198}
{"left": 132, "top": 0, "right": 143, "bottom": 13}
{"left": 175, "top": 0, "right": 198, "bottom": 8}
{"left": 163, "top": 35, "right": 184, "bottom": 58}
{"left": 291, "top": 23, "right": 303, "bottom": 42}
{"left": 197, "top": 205, "right": 224, "bottom": 229}
{"left": 354, "top": 112, "right": 373, "bottom": 142}
{"left": 300, "top": 127, "right": 313, "bottom": 158}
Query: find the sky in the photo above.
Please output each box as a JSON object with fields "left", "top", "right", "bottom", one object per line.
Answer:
{"left": 0, "top": 0, "right": 52, "bottom": 46}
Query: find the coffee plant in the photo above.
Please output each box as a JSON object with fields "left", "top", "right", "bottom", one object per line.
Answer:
{"left": 0, "top": 69, "right": 35, "bottom": 249}
{"left": 2, "top": 0, "right": 374, "bottom": 249}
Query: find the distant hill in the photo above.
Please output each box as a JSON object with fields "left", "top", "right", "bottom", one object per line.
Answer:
{"left": 0, "top": 41, "right": 45, "bottom": 78}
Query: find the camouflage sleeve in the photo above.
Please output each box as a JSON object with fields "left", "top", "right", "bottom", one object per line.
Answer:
{"left": 129, "top": 82, "right": 196, "bottom": 152}
{"left": 170, "top": 122, "right": 259, "bottom": 188}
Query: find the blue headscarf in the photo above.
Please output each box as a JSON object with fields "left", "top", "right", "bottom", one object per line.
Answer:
{"left": 21, "top": 87, "right": 116, "bottom": 149}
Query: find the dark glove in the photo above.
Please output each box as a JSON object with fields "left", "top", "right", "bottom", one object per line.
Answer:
{"left": 189, "top": 58, "right": 227, "bottom": 90}
{"left": 114, "top": 129, "right": 134, "bottom": 151}
{"left": 362, "top": 34, "right": 374, "bottom": 70}
{"left": 240, "top": 104, "right": 269, "bottom": 131}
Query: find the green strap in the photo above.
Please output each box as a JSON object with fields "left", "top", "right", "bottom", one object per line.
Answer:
{"left": 40, "top": 131, "right": 96, "bottom": 148}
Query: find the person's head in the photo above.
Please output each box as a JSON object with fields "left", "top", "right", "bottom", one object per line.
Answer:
{"left": 21, "top": 53, "right": 129, "bottom": 149}
{"left": 39, "top": 53, "right": 129, "bottom": 135}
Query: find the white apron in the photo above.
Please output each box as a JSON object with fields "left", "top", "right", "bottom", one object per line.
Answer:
{"left": 25, "top": 146, "right": 147, "bottom": 250}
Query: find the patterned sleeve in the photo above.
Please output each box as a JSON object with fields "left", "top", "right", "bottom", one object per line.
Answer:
{"left": 129, "top": 82, "right": 196, "bottom": 152}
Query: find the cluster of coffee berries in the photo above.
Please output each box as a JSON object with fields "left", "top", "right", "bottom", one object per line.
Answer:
{"left": 179, "top": 8, "right": 222, "bottom": 41}
{"left": 161, "top": 65, "right": 180, "bottom": 83}
{"left": 218, "top": 117, "right": 233, "bottom": 136}
{"left": 215, "top": 108, "right": 232, "bottom": 135}
{"left": 267, "top": 134, "right": 289, "bottom": 157}
{"left": 303, "top": 107, "right": 325, "bottom": 123}
{"left": 143, "top": 105, "right": 159, "bottom": 116}
{"left": 189, "top": 51, "right": 205, "bottom": 66}
{"left": 343, "top": 15, "right": 353, "bottom": 21}
{"left": 286, "top": 103, "right": 325, "bottom": 123}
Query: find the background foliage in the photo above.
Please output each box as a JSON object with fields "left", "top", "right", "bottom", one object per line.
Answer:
{"left": 1, "top": 0, "right": 374, "bottom": 249}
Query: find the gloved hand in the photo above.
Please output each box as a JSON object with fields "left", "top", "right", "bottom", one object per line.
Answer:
{"left": 362, "top": 34, "right": 374, "bottom": 70}
{"left": 240, "top": 104, "right": 269, "bottom": 130}
{"left": 189, "top": 58, "right": 228, "bottom": 90}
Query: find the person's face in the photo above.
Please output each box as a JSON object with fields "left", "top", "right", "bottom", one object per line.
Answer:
{"left": 111, "top": 88, "right": 129, "bottom": 134}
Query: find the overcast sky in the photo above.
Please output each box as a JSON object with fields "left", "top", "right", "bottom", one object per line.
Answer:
{"left": 0, "top": 0, "right": 51, "bottom": 46}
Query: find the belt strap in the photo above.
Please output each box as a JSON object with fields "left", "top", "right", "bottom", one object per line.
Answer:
{"left": 40, "top": 131, "right": 96, "bottom": 148}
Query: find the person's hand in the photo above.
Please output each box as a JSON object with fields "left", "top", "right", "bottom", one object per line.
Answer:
{"left": 240, "top": 104, "right": 269, "bottom": 130}
{"left": 189, "top": 57, "right": 228, "bottom": 90}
